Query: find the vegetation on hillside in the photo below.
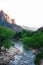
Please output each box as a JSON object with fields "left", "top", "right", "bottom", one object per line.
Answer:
{"left": 22, "top": 31, "right": 43, "bottom": 49}
{"left": 0, "top": 26, "right": 14, "bottom": 52}
{"left": 34, "top": 50, "right": 43, "bottom": 65}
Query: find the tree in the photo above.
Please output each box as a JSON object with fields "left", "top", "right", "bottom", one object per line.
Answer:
{"left": 22, "top": 29, "right": 34, "bottom": 38}
{"left": 22, "top": 31, "right": 43, "bottom": 50}
{"left": 0, "top": 26, "right": 14, "bottom": 52}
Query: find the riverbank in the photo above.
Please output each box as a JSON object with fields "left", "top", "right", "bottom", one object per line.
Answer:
{"left": 0, "top": 46, "right": 19, "bottom": 65}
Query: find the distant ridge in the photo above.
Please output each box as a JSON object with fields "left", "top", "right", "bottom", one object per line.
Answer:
{"left": 22, "top": 26, "right": 38, "bottom": 31}
{"left": 37, "top": 27, "right": 43, "bottom": 32}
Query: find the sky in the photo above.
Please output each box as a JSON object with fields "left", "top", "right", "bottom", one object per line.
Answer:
{"left": 0, "top": 0, "right": 43, "bottom": 28}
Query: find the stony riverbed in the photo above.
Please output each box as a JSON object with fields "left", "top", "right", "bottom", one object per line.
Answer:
{"left": 8, "top": 42, "right": 35, "bottom": 65}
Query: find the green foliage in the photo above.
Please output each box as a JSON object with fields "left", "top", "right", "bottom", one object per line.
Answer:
{"left": 0, "top": 26, "right": 14, "bottom": 49}
{"left": 22, "top": 37, "right": 32, "bottom": 50}
{"left": 3, "top": 40, "right": 14, "bottom": 49}
{"left": 0, "top": 26, "right": 14, "bottom": 40}
{"left": 14, "top": 32, "right": 22, "bottom": 41}
{"left": 34, "top": 50, "right": 43, "bottom": 65}
{"left": 22, "top": 29, "right": 33, "bottom": 37}
{"left": 22, "top": 31, "right": 43, "bottom": 49}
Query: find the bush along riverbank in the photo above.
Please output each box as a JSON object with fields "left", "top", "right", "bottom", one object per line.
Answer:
{"left": 22, "top": 29, "right": 43, "bottom": 65}
{"left": 34, "top": 50, "right": 43, "bottom": 65}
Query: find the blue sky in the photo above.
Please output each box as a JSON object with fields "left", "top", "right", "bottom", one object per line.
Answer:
{"left": 0, "top": 0, "right": 43, "bottom": 28}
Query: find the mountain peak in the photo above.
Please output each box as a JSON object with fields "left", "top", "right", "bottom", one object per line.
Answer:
{"left": 0, "top": 10, "right": 15, "bottom": 24}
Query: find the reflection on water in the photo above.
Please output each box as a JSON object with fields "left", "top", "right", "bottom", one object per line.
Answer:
{"left": 8, "top": 42, "right": 35, "bottom": 65}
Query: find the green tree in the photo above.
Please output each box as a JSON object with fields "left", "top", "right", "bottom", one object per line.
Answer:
{"left": 0, "top": 26, "right": 14, "bottom": 52}
{"left": 22, "top": 29, "right": 34, "bottom": 38}
{"left": 22, "top": 31, "right": 43, "bottom": 50}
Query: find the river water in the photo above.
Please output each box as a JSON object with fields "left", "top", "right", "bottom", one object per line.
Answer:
{"left": 8, "top": 42, "right": 35, "bottom": 65}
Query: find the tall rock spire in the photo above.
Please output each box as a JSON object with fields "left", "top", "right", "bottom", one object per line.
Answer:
{"left": 0, "top": 10, "right": 15, "bottom": 24}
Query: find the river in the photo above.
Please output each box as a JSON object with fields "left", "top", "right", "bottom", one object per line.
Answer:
{"left": 8, "top": 42, "right": 35, "bottom": 65}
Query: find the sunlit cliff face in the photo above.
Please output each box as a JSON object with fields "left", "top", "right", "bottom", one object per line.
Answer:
{"left": 0, "top": 10, "right": 15, "bottom": 24}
